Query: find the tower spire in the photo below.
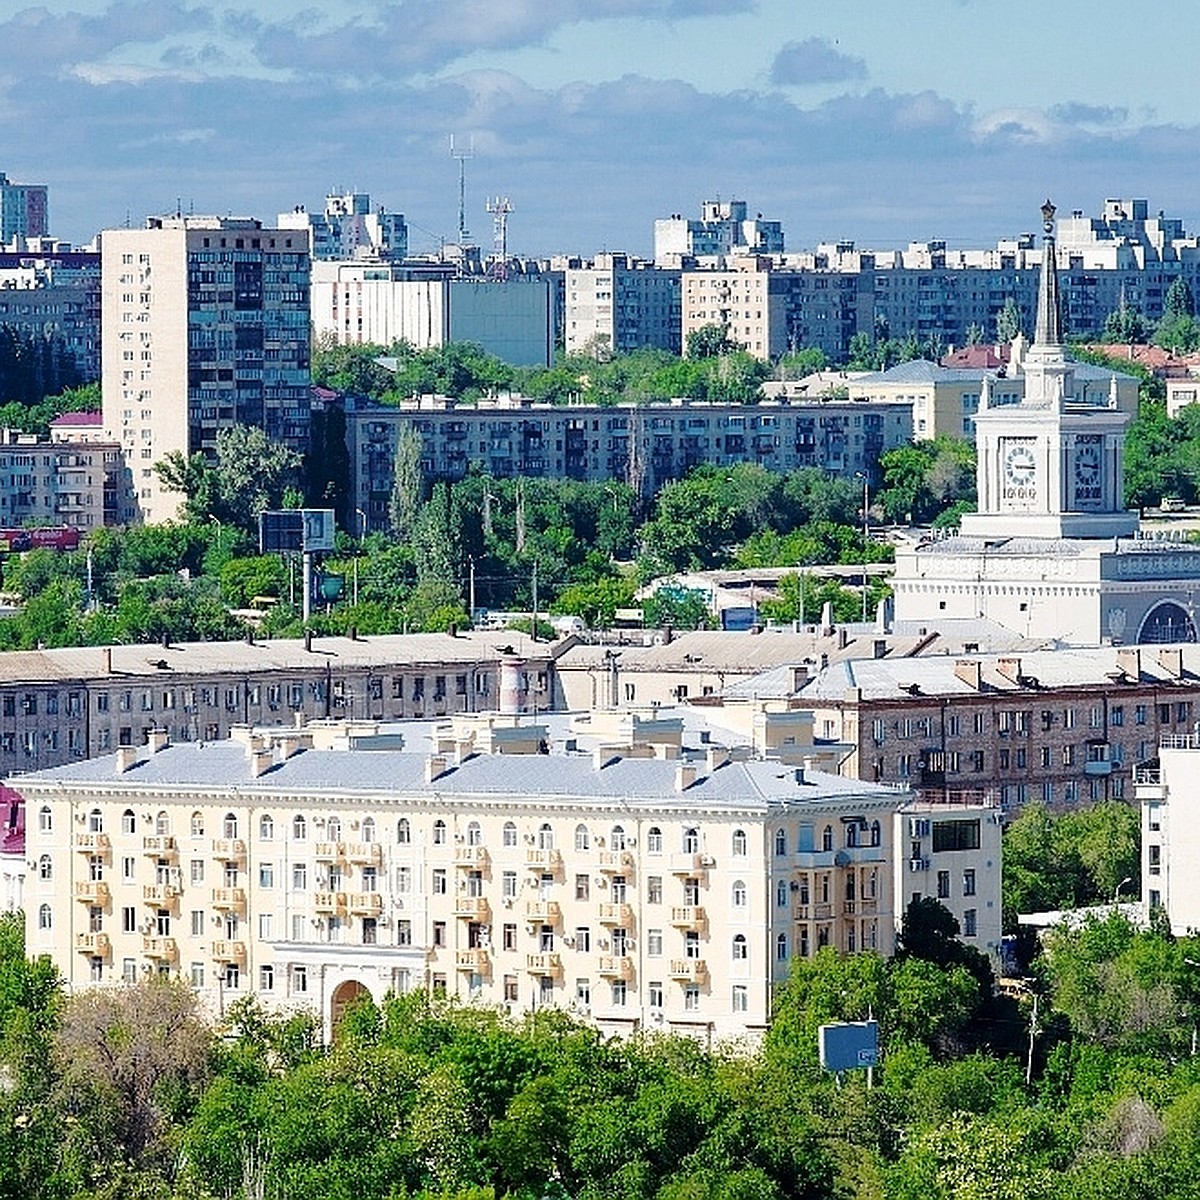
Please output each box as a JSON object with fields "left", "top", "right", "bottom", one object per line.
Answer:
{"left": 1034, "top": 199, "right": 1062, "bottom": 346}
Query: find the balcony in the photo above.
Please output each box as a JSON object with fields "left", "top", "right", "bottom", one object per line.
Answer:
{"left": 313, "top": 891, "right": 348, "bottom": 913}
{"left": 74, "top": 881, "right": 109, "bottom": 905}
{"left": 142, "top": 836, "right": 177, "bottom": 857}
{"left": 454, "top": 896, "right": 491, "bottom": 921}
{"left": 525, "top": 952, "right": 562, "bottom": 976}
{"left": 212, "top": 838, "right": 246, "bottom": 862}
{"left": 597, "top": 902, "right": 634, "bottom": 926}
{"left": 455, "top": 845, "right": 490, "bottom": 868}
{"left": 314, "top": 842, "right": 341, "bottom": 862}
{"left": 844, "top": 899, "right": 878, "bottom": 916}
{"left": 524, "top": 900, "right": 561, "bottom": 924}
{"left": 455, "top": 948, "right": 491, "bottom": 973}
{"left": 670, "top": 906, "right": 707, "bottom": 931}
{"left": 73, "top": 832, "right": 110, "bottom": 853}
{"left": 1084, "top": 759, "right": 1113, "bottom": 777}
{"left": 597, "top": 955, "right": 635, "bottom": 981}
{"left": 595, "top": 850, "right": 634, "bottom": 873}
{"left": 669, "top": 852, "right": 711, "bottom": 875}
{"left": 524, "top": 848, "right": 563, "bottom": 873}
{"left": 348, "top": 892, "right": 383, "bottom": 917}
{"left": 211, "top": 887, "right": 247, "bottom": 912}
{"left": 793, "top": 903, "right": 811, "bottom": 921}
{"left": 813, "top": 903, "right": 834, "bottom": 920}
{"left": 669, "top": 958, "right": 708, "bottom": 982}
{"left": 142, "top": 884, "right": 180, "bottom": 906}
{"left": 142, "top": 936, "right": 177, "bottom": 960}
{"left": 75, "top": 932, "right": 110, "bottom": 955}
{"left": 212, "top": 940, "right": 247, "bottom": 964}
{"left": 345, "top": 842, "right": 382, "bottom": 865}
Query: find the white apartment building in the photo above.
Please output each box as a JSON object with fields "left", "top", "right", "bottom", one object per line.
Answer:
{"left": 1136, "top": 735, "right": 1200, "bottom": 934}
{"left": 561, "top": 253, "right": 680, "bottom": 356}
{"left": 100, "top": 216, "right": 311, "bottom": 523}
{"left": 681, "top": 261, "right": 788, "bottom": 360}
{"left": 655, "top": 199, "right": 784, "bottom": 264}
{"left": 278, "top": 192, "right": 408, "bottom": 262}
{"left": 16, "top": 714, "right": 992, "bottom": 1042}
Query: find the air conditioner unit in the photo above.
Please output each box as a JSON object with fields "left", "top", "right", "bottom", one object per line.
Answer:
{"left": 595, "top": 877, "right": 607, "bottom": 888}
{"left": 595, "top": 835, "right": 605, "bottom": 846}
{"left": 562, "top": 935, "right": 574, "bottom": 947}
{"left": 455, "top": 834, "right": 465, "bottom": 843}
{"left": 626, "top": 837, "right": 636, "bottom": 848}
{"left": 502, "top": 897, "right": 513, "bottom": 907}
{"left": 598, "top": 937, "right": 609, "bottom": 950}
{"left": 651, "top": 1012, "right": 664, "bottom": 1023}
{"left": 524, "top": 833, "right": 535, "bottom": 843}
{"left": 699, "top": 854, "right": 716, "bottom": 867}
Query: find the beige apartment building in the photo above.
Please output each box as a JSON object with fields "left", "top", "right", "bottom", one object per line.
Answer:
{"left": 17, "top": 713, "right": 997, "bottom": 1041}
{"left": 0, "top": 424, "right": 126, "bottom": 528}
{"left": 681, "top": 259, "right": 788, "bottom": 359}
{"left": 0, "top": 630, "right": 559, "bottom": 774}
{"left": 100, "top": 216, "right": 310, "bottom": 523}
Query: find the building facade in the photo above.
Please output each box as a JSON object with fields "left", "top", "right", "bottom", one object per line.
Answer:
{"left": 655, "top": 199, "right": 784, "bottom": 264}
{"left": 100, "top": 216, "right": 311, "bottom": 523}
{"left": 278, "top": 191, "right": 408, "bottom": 262}
{"left": 17, "top": 715, "right": 996, "bottom": 1041}
{"left": 561, "top": 254, "right": 681, "bottom": 356}
{"left": 0, "top": 173, "right": 48, "bottom": 243}
{"left": 0, "top": 249, "right": 100, "bottom": 380}
{"left": 1136, "top": 734, "right": 1200, "bottom": 934}
{"left": 345, "top": 393, "right": 913, "bottom": 526}
{"left": 0, "top": 424, "right": 126, "bottom": 529}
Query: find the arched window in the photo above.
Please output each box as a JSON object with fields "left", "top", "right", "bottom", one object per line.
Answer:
{"left": 223, "top": 813, "right": 238, "bottom": 839}
{"left": 732, "top": 828, "right": 747, "bottom": 856}
{"left": 777, "top": 932, "right": 789, "bottom": 962}
{"left": 293, "top": 814, "right": 307, "bottom": 841}
{"left": 155, "top": 811, "right": 170, "bottom": 836}
{"left": 190, "top": 811, "right": 204, "bottom": 837}
{"left": 38, "top": 904, "right": 51, "bottom": 930}
{"left": 503, "top": 821, "right": 517, "bottom": 847}
{"left": 466, "top": 821, "right": 482, "bottom": 847}
{"left": 732, "top": 879, "right": 747, "bottom": 907}
{"left": 38, "top": 855, "right": 51, "bottom": 881}
{"left": 773, "top": 828, "right": 787, "bottom": 857}
{"left": 846, "top": 823, "right": 858, "bottom": 848}
{"left": 732, "top": 933, "right": 748, "bottom": 960}
{"left": 362, "top": 817, "right": 376, "bottom": 844}
{"left": 777, "top": 879, "right": 788, "bottom": 908}
{"left": 683, "top": 827, "right": 699, "bottom": 854}
{"left": 397, "top": 817, "right": 411, "bottom": 845}
{"left": 822, "top": 825, "right": 834, "bottom": 852}
{"left": 88, "top": 808, "right": 103, "bottom": 833}
{"left": 537, "top": 823, "right": 554, "bottom": 850}
{"left": 121, "top": 809, "right": 136, "bottom": 834}
{"left": 259, "top": 814, "right": 274, "bottom": 841}
{"left": 38, "top": 806, "right": 51, "bottom": 833}
{"left": 433, "top": 819, "right": 447, "bottom": 845}
{"left": 327, "top": 816, "right": 342, "bottom": 841}
{"left": 610, "top": 825, "right": 626, "bottom": 851}
{"left": 575, "top": 824, "right": 590, "bottom": 852}
{"left": 647, "top": 827, "right": 663, "bottom": 853}
{"left": 869, "top": 820, "right": 881, "bottom": 847}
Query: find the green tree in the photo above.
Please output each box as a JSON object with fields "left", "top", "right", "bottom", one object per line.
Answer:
{"left": 996, "top": 296, "right": 1023, "bottom": 343}
{"left": 686, "top": 324, "right": 738, "bottom": 359}
{"left": 153, "top": 450, "right": 217, "bottom": 523}
{"left": 210, "top": 425, "right": 303, "bottom": 532}
{"left": 388, "top": 426, "right": 425, "bottom": 541}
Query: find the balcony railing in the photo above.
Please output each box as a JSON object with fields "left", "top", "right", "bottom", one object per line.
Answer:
{"left": 313, "top": 891, "right": 348, "bottom": 913}
{"left": 597, "top": 955, "right": 635, "bottom": 980}
{"left": 73, "top": 833, "right": 110, "bottom": 853}
{"left": 212, "top": 838, "right": 247, "bottom": 861}
{"left": 75, "top": 932, "right": 110, "bottom": 955}
{"left": 669, "top": 958, "right": 708, "bottom": 982}
{"left": 454, "top": 896, "right": 491, "bottom": 921}
{"left": 524, "top": 848, "right": 563, "bottom": 872}
{"left": 74, "top": 881, "right": 110, "bottom": 904}
{"left": 212, "top": 887, "right": 247, "bottom": 911}
{"left": 455, "top": 949, "right": 491, "bottom": 973}
{"left": 212, "top": 940, "right": 247, "bottom": 964}
{"left": 348, "top": 892, "right": 383, "bottom": 917}
{"left": 669, "top": 852, "right": 711, "bottom": 875}
{"left": 142, "top": 884, "right": 181, "bottom": 906}
{"left": 142, "top": 836, "right": 177, "bottom": 856}
{"left": 597, "top": 902, "right": 633, "bottom": 926}
{"left": 595, "top": 850, "right": 634, "bottom": 873}
{"left": 669, "top": 905, "right": 707, "bottom": 931}
{"left": 525, "top": 952, "right": 562, "bottom": 976}
{"left": 142, "top": 936, "right": 177, "bottom": 960}
{"left": 455, "top": 845, "right": 490, "bottom": 868}
{"left": 524, "top": 900, "right": 561, "bottom": 924}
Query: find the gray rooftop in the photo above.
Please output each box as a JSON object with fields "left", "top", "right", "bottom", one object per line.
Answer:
{"left": 13, "top": 740, "right": 902, "bottom": 813}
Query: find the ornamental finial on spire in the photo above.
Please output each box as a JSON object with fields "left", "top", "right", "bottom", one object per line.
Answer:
{"left": 1041, "top": 199, "right": 1056, "bottom": 235}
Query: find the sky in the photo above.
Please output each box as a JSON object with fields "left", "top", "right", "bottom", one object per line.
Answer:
{"left": 4, "top": 0, "right": 1200, "bottom": 258}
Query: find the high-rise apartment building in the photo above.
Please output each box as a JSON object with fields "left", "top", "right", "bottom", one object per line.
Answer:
{"left": 100, "top": 216, "right": 311, "bottom": 523}
{"left": 278, "top": 191, "right": 408, "bottom": 262}
{"left": 655, "top": 199, "right": 784, "bottom": 264}
{"left": 0, "top": 173, "right": 48, "bottom": 244}
{"left": 560, "top": 253, "right": 681, "bottom": 356}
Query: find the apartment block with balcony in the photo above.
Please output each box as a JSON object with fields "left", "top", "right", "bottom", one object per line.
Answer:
{"left": 561, "top": 254, "right": 681, "bottom": 356}
{"left": 0, "top": 425, "right": 127, "bottom": 528}
{"left": 17, "top": 714, "right": 953, "bottom": 1042}
{"left": 1135, "top": 734, "right": 1200, "bottom": 933}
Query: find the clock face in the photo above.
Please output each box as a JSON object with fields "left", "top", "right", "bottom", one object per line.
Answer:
{"left": 1003, "top": 443, "right": 1037, "bottom": 487}
{"left": 1073, "top": 438, "right": 1104, "bottom": 507}
{"left": 1074, "top": 444, "right": 1101, "bottom": 485}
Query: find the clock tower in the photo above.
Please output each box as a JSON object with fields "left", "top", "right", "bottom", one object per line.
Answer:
{"left": 961, "top": 201, "right": 1137, "bottom": 540}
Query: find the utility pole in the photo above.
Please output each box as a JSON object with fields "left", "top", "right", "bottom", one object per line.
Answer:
{"left": 531, "top": 560, "right": 538, "bottom": 643}
{"left": 469, "top": 556, "right": 476, "bottom": 621}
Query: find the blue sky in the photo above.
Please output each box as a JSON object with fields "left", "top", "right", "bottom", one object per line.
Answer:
{"left": 3, "top": 0, "right": 1198, "bottom": 256}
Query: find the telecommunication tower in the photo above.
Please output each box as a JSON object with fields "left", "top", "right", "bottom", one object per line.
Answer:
{"left": 486, "top": 196, "right": 513, "bottom": 280}
{"left": 449, "top": 134, "right": 474, "bottom": 246}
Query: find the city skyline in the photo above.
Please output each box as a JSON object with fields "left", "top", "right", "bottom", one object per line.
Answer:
{"left": 6, "top": 0, "right": 1200, "bottom": 256}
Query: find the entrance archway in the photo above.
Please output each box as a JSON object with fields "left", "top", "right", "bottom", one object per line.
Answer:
{"left": 1138, "top": 602, "right": 1197, "bottom": 644}
{"left": 330, "top": 978, "right": 371, "bottom": 1038}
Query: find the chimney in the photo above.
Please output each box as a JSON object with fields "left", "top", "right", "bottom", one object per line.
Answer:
{"left": 706, "top": 746, "right": 729, "bottom": 774}
{"left": 146, "top": 728, "right": 169, "bottom": 754}
{"left": 304, "top": 630, "right": 313, "bottom": 653}
{"left": 675, "top": 762, "right": 698, "bottom": 792}
{"left": 425, "top": 754, "right": 449, "bottom": 783}
{"left": 996, "top": 657, "right": 1022, "bottom": 683}
{"left": 837, "top": 628, "right": 849, "bottom": 650}
{"left": 794, "top": 765, "right": 806, "bottom": 785}
{"left": 115, "top": 746, "right": 139, "bottom": 774}
{"left": 820, "top": 601, "right": 834, "bottom": 637}
{"left": 792, "top": 665, "right": 809, "bottom": 692}
{"left": 102, "top": 647, "right": 112, "bottom": 674}
{"left": 1116, "top": 647, "right": 1141, "bottom": 681}
{"left": 1159, "top": 646, "right": 1184, "bottom": 679}
{"left": 348, "top": 624, "right": 358, "bottom": 641}
{"left": 954, "top": 659, "right": 982, "bottom": 690}
{"left": 873, "top": 639, "right": 888, "bottom": 660}
{"left": 250, "top": 748, "right": 275, "bottom": 777}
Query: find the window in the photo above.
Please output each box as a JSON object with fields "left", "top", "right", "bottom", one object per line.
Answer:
{"left": 732, "top": 985, "right": 748, "bottom": 1013}
{"left": 963, "top": 909, "right": 977, "bottom": 937}
{"left": 258, "top": 913, "right": 273, "bottom": 939}
{"left": 361, "top": 817, "right": 376, "bottom": 843}
{"left": 87, "top": 808, "right": 103, "bottom": 833}
{"left": 37, "top": 855, "right": 51, "bottom": 881}
{"left": 292, "top": 863, "right": 307, "bottom": 890}
{"left": 732, "top": 880, "right": 747, "bottom": 907}
{"left": 432, "top": 869, "right": 447, "bottom": 895}
{"left": 647, "top": 827, "right": 663, "bottom": 853}
{"left": 122, "top": 907, "right": 136, "bottom": 933}
{"left": 869, "top": 820, "right": 881, "bottom": 847}
{"left": 647, "top": 928, "right": 663, "bottom": 957}
{"left": 932, "top": 820, "right": 981, "bottom": 852}
{"left": 327, "top": 816, "right": 342, "bottom": 842}
{"left": 38, "top": 903, "right": 51, "bottom": 930}
{"left": 432, "top": 921, "right": 446, "bottom": 948}
{"left": 503, "top": 870, "right": 517, "bottom": 898}
{"left": 222, "top": 813, "right": 238, "bottom": 839}
{"left": 732, "top": 828, "right": 747, "bottom": 856}
{"left": 397, "top": 817, "right": 410, "bottom": 844}
{"left": 822, "top": 825, "right": 834, "bottom": 852}
{"left": 260, "top": 965, "right": 274, "bottom": 991}
{"left": 433, "top": 819, "right": 447, "bottom": 845}
{"left": 465, "top": 820, "right": 481, "bottom": 847}
{"left": 684, "top": 986, "right": 700, "bottom": 1011}
{"left": 732, "top": 933, "right": 748, "bottom": 960}
{"left": 937, "top": 870, "right": 951, "bottom": 899}
{"left": 397, "top": 919, "right": 412, "bottom": 946}
{"left": 121, "top": 809, "right": 136, "bottom": 834}
{"left": 397, "top": 866, "right": 411, "bottom": 893}
{"left": 503, "top": 821, "right": 517, "bottom": 847}
{"left": 537, "top": 823, "right": 554, "bottom": 849}
{"left": 292, "top": 966, "right": 308, "bottom": 995}
{"left": 777, "top": 933, "right": 788, "bottom": 962}
{"left": 776, "top": 879, "right": 788, "bottom": 907}
{"left": 38, "top": 806, "right": 51, "bottom": 833}
{"left": 683, "top": 827, "right": 699, "bottom": 853}
{"left": 575, "top": 873, "right": 590, "bottom": 901}
{"left": 774, "top": 828, "right": 787, "bottom": 857}
{"left": 648, "top": 980, "right": 663, "bottom": 1009}
{"left": 259, "top": 814, "right": 274, "bottom": 840}
{"left": 502, "top": 923, "right": 516, "bottom": 951}
{"left": 647, "top": 875, "right": 662, "bottom": 904}
{"left": 610, "top": 825, "right": 626, "bottom": 851}
{"left": 575, "top": 824, "right": 590, "bottom": 851}
{"left": 259, "top": 862, "right": 274, "bottom": 888}
{"left": 191, "top": 909, "right": 206, "bottom": 935}
{"left": 963, "top": 869, "right": 976, "bottom": 896}
{"left": 611, "top": 980, "right": 627, "bottom": 1007}
{"left": 190, "top": 812, "right": 203, "bottom": 837}
{"left": 292, "top": 814, "right": 307, "bottom": 840}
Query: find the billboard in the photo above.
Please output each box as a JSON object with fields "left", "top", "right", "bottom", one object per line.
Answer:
{"left": 259, "top": 509, "right": 336, "bottom": 554}
{"left": 818, "top": 1020, "right": 879, "bottom": 1072}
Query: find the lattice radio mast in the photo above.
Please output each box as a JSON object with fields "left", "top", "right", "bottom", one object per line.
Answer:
{"left": 449, "top": 135, "right": 474, "bottom": 246}
{"left": 486, "top": 196, "right": 513, "bottom": 280}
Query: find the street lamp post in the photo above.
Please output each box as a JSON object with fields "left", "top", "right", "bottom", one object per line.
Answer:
{"left": 208, "top": 515, "right": 222, "bottom": 555}
{"left": 356, "top": 507, "right": 367, "bottom": 541}
{"left": 1114, "top": 876, "right": 1134, "bottom": 904}
{"left": 856, "top": 473, "right": 870, "bottom": 623}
